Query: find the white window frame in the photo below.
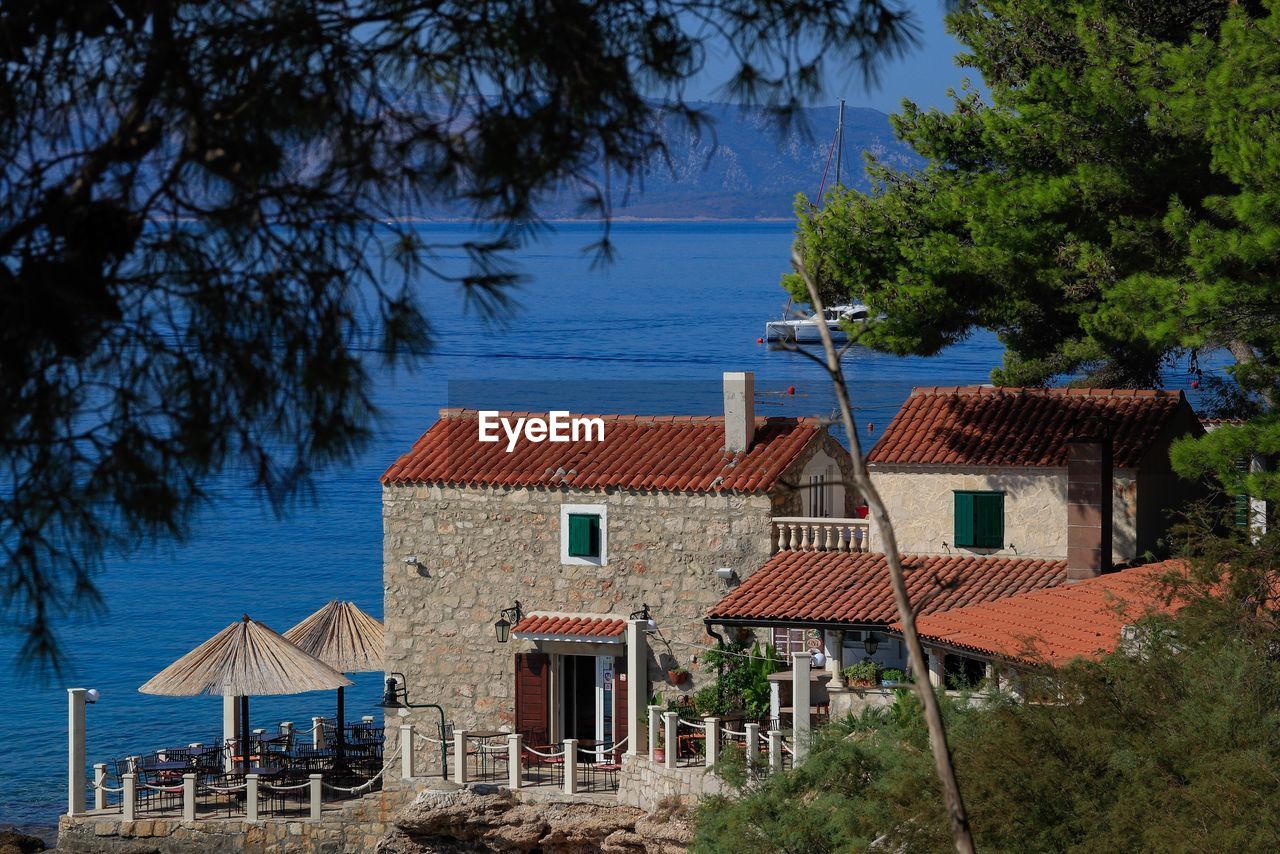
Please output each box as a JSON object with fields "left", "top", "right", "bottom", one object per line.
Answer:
{"left": 560, "top": 503, "right": 608, "bottom": 566}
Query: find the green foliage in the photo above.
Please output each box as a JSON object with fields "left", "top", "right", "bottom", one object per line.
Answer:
{"left": 880, "top": 668, "right": 906, "bottom": 684}
{"left": 2, "top": 0, "right": 918, "bottom": 667}
{"left": 700, "top": 639, "right": 780, "bottom": 719}
{"left": 694, "top": 548, "right": 1280, "bottom": 852}
{"left": 788, "top": 0, "right": 1280, "bottom": 422}
{"left": 841, "top": 660, "right": 879, "bottom": 684}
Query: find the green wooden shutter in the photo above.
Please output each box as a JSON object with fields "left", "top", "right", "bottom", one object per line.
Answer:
{"left": 1235, "top": 458, "right": 1249, "bottom": 530}
{"left": 954, "top": 492, "right": 975, "bottom": 547}
{"left": 568, "top": 514, "right": 600, "bottom": 557}
{"left": 973, "top": 493, "right": 1004, "bottom": 548}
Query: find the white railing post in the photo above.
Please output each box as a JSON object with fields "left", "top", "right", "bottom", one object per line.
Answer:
{"left": 246, "top": 774, "right": 260, "bottom": 822}
{"left": 400, "top": 722, "right": 415, "bottom": 780}
{"left": 792, "top": 652, "right": 812, "bottom": 763}
{"left": 309, "top": 773, "right": 322, "bottom": 821}
{"left": 453, "top": 730, "right": 468, "bottom": 785}
{"left": 662, "top": 713, "right": 678, "bottom": 770}
{"left": 507, "top": 733, "right": 523, "bottom": 790}
{"left": 626, "top": 619, "right": 648, "bottom": 757}
{"left": 67, "top": 688, "right": 86, "bottom": 816}
{"left": 704, "top": 717, "right": 720, "bottom": 767}
{"left": 223, "top": 696, "right": 240, "bottom": 772}
{"left": 312, "top": 715, "right": 326, "bottom": 750}
{"left": 93, "top": 763, "right": 107, "bottom": 811}
{"left": 647, "top": 705, "right": 662, "bottom": 761}
{"left": 122, "top": 773, "right": 136, "bottom": 821}
{"left": 768, "top": 730, "right": 781, "bottom": 773}
{"left": 182, "top": 773, "right": 196, "bottom": 822}
{"left": 744, "top": 723, "right": 760, "bottom": 775}
{"left": 563, "top": 739, "right": 578, "bottom": 795}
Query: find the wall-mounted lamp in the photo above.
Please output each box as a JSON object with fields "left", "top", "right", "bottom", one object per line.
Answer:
{"left": 376, "top": 672, "right": 448, "bottom": 779}
{"left": 714, "top": 567, "right": 737, "bottom": 583}
{"left": 863, "top": 632, "right": 880, "bottom": 656}
{"left": 811, "top": 652, "right": 826, "bottom": 668}
{"left": 403, "top": 555, "right": 419, "bottom": 565}
{"left": 494, "top": 601, "right": 523, "bottom": 644}
{"left": 85, "top": 688, "right": 101, "bottom": 704}
{"left": 629, "top": 604, "right": 658, "bottom": 632}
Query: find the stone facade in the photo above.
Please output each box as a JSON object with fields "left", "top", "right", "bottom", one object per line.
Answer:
{"left": 616, "top": 754, "right": 728, "bottom": 812}
{"left": 866, "top": 465, "right": 1140, "bottom": 562}
{"left": 382, "top": 430, "right": 854, "bottom": 770}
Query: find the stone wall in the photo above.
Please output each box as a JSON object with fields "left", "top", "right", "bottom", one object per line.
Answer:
{"left": 382, "top": 484, "right": 777, "bottom": 765}
{"left": 616, "top": 754, "right": 728, "bottom": 812}
{"left": 866, "top": 465, "right": 1139, "bottom": 562}
{"left": 56, "top": 784, "right": 419, "bottom": 854}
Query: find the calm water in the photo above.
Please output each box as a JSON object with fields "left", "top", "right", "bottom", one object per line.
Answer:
{"left": 0, "top": 222, "right": 1208, "bottom": 829}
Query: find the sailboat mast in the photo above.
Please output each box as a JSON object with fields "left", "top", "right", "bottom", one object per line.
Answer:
{"left": 835, "top": 99, "right": 845, "bottom": 187}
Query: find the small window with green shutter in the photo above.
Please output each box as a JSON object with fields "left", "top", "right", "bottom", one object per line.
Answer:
{"left": 567, "top": 513, "right": 601, "bottom": 557}
{"left": 954, "top": 491, "right": 1004, "bottom": 549}
{"left": 1234, "top": 457, "right": 1250, "bottom": 530}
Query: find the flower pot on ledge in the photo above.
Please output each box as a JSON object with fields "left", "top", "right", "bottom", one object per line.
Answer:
{"left": 667, "top": 669, "right": 689, "bottom": 685}
{"left": 652, "top": 747, "right": 665, "bottom": 763}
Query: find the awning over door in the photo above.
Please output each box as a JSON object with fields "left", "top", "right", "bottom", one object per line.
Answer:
{"left": 512, "top": 613, "right": 627, "bottom": 644}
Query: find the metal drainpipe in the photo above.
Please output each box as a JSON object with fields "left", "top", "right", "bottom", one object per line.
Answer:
{"left": 705, "top": 621, "right": 728, "bottom": 707}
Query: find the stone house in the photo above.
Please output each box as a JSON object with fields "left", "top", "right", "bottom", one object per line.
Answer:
{"left": 706, "top": 385, "right": 1206, "bottom": 699}
{"left": 380, "top": 372, "right": 855, "bottom": 764}
{"left": 865, "top": 386, "right": 1204, "bottom": 567}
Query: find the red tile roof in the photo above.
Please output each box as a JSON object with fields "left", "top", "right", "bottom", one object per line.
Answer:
{"left": 706, "top": 551, "right": 1067, "bottom": 625}
{"left": 512, "top": 614, "right": 627, "bottom": 639}
{"left": 903, "top": 560, "right": 1183, "bottom": 665}
{"left": 381, "top": 409, "right": 822, "bottom": 493}
{"left": 867, "top": 387, "right": 1195, "bottom": 469}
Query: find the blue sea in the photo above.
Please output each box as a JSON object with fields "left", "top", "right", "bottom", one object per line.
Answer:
{"left": 0, "top": 222, "right": 1211, "bottom": 832}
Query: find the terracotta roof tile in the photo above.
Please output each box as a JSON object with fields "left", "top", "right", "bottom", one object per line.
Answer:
{"left": 707, "top": 551, "right": 1068, "bottom": 625}
{"left": 381, "top": 410, "right": 822, "bottom": 493}
{"left": 901, "top": 560, "right": 1184, "bottom": 665}
{"left": 511, "top": 614, "right": 626, "bottom": 639}
{"left": 866, "top": 387, "right": 1197, "bottom": 469}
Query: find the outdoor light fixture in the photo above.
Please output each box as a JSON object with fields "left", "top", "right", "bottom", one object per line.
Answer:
{"left": 403, "top": 555, "right": 419, "bottom": 565}
{"left": 715, "top": 567, "right": 736, "bottom": 582}
{"left": 629, "top": 604, "right": 658, "bottom": 632}
{"left": 376, "top": 672, "right": 449, "bottom": 779}
{"left": 494, "top": 601, "right": 523, "bottom": 644}
{"left": 812, "top": 652, "right": 826, "bottom": 668}
{"left": 863, "top": 632, "right": 880, "bottom": 656}
{"left": 85, "top": 688, "right": 100, "bottom": 704}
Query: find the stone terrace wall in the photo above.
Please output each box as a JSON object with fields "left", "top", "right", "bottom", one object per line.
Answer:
{"left": 616, "top": 754, "right": 728, "bottom": 812}
{"left": 383, "top": 484, "right": 778, "bottom": 762}
{"left": 56, "top": 784, "right": 419, "bottom": 854}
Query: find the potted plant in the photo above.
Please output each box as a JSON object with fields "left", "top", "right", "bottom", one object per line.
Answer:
{"left": 667, "top": 666, "right": 690, "bottom": 685}
{"left": 880, "top": 668, "right": 907, "bottom": 687}
{"left": 652, "top": 726, "right": 665, "bottom": 763}
{"left": 842, "top": 660, "right": 879, "bottom": 689}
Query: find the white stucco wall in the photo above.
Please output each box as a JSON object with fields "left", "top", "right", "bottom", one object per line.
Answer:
{"left": 866, "top": 465, "right": 1137, "bottom": 562}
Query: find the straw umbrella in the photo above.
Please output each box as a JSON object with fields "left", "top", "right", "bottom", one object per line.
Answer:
{"left": 140, "top": 615, "right": 351, "bottom": 769}
{"left": 283, "top": 601, "right": 384, "bottom": 769}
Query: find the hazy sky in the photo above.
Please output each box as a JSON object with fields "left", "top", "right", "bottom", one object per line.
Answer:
{"left": 690, "top": 0, "right": 977, "bottom": 115}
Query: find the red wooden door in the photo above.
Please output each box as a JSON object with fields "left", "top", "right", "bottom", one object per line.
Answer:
{"left": 514, "top": 652, "right": 550, "bottom": 747}
{"left": 612, "top": 655, "right": 627, "bottom": 761}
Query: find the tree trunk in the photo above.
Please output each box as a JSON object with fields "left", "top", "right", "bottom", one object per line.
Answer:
{"left": 791, "top": 246, "right": 976, "bottom": 854}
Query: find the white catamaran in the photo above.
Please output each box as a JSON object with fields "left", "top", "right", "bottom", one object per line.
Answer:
{"left": 765, "top": 99, "right": 872, "bottom": 345}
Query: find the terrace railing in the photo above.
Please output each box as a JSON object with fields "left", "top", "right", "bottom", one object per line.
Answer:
{"left": 771, "top": 517, "right": 870, "bottom": 553}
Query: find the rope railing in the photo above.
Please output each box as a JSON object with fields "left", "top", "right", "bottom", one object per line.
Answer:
{"left": 200, "top": 781, "right": 247, "bottom": 794}
{"left": 522, "top": 744, "right": 565, "bottom": 759}
{"left": 414, "top": 732, "right": 447, "bottom": 745}
{"left": 139, "top": 782, "right": 185, "bottom": 793}
{"left": 321, "top": 743, "right": 399, "bottom": 795}
{"left": 261, "top": 780, "right": 313, "bottom": 792}
{"left": 676, "top": 718, "right": 703, "bottom": 730}
{"left": 720, "top": 726, "right": 749, "bottom": 737}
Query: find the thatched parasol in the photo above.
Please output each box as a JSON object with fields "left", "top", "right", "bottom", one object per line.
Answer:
{"left": 141, "top": 615, "right": 351, "bottom": 767}
{"left": 284, "top": 601, "right": 384, "bottom": 767}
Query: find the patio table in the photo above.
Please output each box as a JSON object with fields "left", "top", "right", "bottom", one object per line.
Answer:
{"left": 468, "top": 730, "right": 506, "bottom": 780}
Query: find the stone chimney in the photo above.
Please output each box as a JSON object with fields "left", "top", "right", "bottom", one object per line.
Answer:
{"left": 723, "top": 371, "right": 755, "bottom": 453}
{"left": 1066, "top": 428, "right": 1112, "bottom": 582}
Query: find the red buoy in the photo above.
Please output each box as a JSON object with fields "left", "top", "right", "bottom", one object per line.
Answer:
{"left": 756, "top": 337, "right": 764, "bottom": 344}
{"left": 787, "top": 386, "right": 795, "bottom": 395}
{"left": 1191, "top": 379, "right": 1199, "bottom": 389}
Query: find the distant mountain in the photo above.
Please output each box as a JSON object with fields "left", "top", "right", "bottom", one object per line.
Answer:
{"left": 398, "top": 102, "right": 921, "bottom": 221}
